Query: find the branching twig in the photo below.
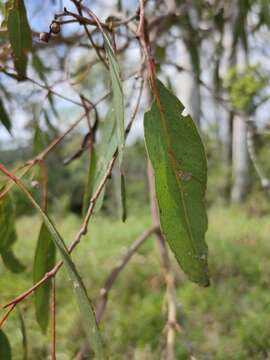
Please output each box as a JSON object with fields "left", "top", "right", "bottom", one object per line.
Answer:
{"left": 75, "top": 226, "right": 158, "bottom": 360}
{"left": 96, "top": 226, "right": 158, "bottom": 322}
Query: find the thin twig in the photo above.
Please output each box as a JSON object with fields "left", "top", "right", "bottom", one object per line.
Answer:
{"left": 75, "top": 226, "right": 158, "bottom": 360}
{"left": 96, "top": 226, "right": 158, "bottom": 322}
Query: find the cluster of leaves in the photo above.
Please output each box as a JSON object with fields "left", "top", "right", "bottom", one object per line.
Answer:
{"left": 226, "top": 65, "right": 268, "bottom": 113}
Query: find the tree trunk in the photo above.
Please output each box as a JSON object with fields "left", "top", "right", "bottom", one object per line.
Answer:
{"left": 231, "top": 112, "right": 249, "bottom": 202}
{"left": 221, "top": 111, "right": 233, "bottom": 202}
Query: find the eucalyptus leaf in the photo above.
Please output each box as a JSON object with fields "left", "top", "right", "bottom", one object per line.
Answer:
{"left": 103, "top": 33, "right": 125, "bottom": 166}
{"left": 0, "top": 99, "right": 11, "bottom": 133}
{"left": 89, "top": 107, "right": 118, "bottom": 213}
{"left": 1, "top": 249, "right": 25, "bottom": 273}
{"left": 0, "top": 330, "right": 11, "bottom": 360}
{"left": 7, "top": 0, "right": 32, "bottom": 79}
{"left": 0, "top": 194, "right": 24, "bottom": 272}
{"left": 18, "top": 307, "right": 28, "bottom": 360}
{"left": 83, "top": 147, "right": 97, "bottom": 216}
{"left": 33, "top": 223, "right": 56, "bottom": 333}
{"left": 144, "top": 79, "right": 209, "bottom": 286}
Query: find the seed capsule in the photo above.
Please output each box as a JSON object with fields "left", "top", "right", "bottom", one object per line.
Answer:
{"left": 50, "top": 21, "right": 61, "bottom": 34}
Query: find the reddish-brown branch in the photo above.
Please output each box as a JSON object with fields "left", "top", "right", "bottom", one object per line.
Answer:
{"left": 1, "top": 154, "right": 116, "bottom": 310}
{"left": 0, "top": 304, "right": 16, "bottom": 329}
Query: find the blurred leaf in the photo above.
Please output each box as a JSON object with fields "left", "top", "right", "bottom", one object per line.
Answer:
{"left": 32, "top": 53, "right": 47, "bottom": 83}
{"left": 27, "top": 193, "right": 105, "bottom": 358}
{"left": 7, "top": 0, "right": 32, "bottom": 79}
{"left": 231, "top": 0, "right": 251, "bottom": 55}
{"left": 33, "top": 121, "right": 45, "bottom": 155}
{"left": 17, "top": 307, "right": 28, "bottom": 360}
{"left": 144, "top": 79, "right": 209, "bottom": 286}
{"left": 43, "top": 111, "right": 58, "bottom": 138}
{"left": 33, "top": 223, "right": 56, "bottom": 333}
{"left": 0, "top": 330, "right": 11, "bottom": 360}
{"left": 47, "top": 92, "right": 59, "bottom": 118}
{"left": 0, "top": 193, "right": 24, "bottom": 272}
{"left": 113, "top": 169, "right": 127, "bottom": 222}
{"left": 103, "top": 33, "right": 125, "bottom": 166}
{"left": 1, "top": 249, "right": 25, "bottom": 273}
{"left": 83, "top": 147, "right": 97, "bottom": 215}
{"left": 0, "top": 99, "right": 11, "bottom": 133}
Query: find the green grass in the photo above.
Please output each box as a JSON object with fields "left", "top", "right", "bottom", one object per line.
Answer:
{"left": 1, "top": 205, "right": 270, "bottom": 359}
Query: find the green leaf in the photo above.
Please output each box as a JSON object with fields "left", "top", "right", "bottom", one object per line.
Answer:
{"left": 113, "top": 169, "right": 127, "bottom": 222}
{"left": 17, "top": 307, "right": 28, "bottom": 360}
{"left": 103, "top": 33, "right": 125, "bottom": 165}
{"left": 0, "top": 99, "right": 11, "bottom": 133}
{"left": 83, "top": 147, "right": 97, "bottom": 216}
{"left": 144, "top": 79, "right": 209, "bottom": 286}
{"left": 33, "top": 120, "right": 45, "bottom": 155}
{"left": 0, "top": 330, "right": 11, "bottom": 360}
{"left": 89, "top": 107, "right": 118, "bottom": 213}
{"left": 1, "top": 249, "right": 25, "bottom": 273}
{"left": 32, "top": 53, "right": 47, "bottom": 83}
{"left": 25, "top": 194, "right": 105, "bottom": 358}
{"left": 0, "top": 193, "right": 24, "bottom": 272}
{"left": 7, "top": 0, "right": 32, "bottom": 79}
{"left": 33, "top": 223, "right": 56, "bottom": 333}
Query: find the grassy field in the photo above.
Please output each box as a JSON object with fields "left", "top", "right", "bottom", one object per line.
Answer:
{"left": 1, "top": 204, "right": 270, "bottom": 359}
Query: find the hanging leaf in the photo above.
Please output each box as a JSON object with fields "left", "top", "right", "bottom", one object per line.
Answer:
{"left": 144, "top": 79, "right": 209, "bottom": 286}
{"left": 87, "top": 107, "right": 118, "bottom": 213}
{"left": 0, "top": 99, "right": 11, "bottom": 133}
{"left": 103, "top": 33, "right": 125, "bottom": 166}
{"left": 0, "top": 330, "right": 12, "bottom": 360}
{"left": 32, "top": 53, "right": 47, "bottom": 83}
{"left": 17, "top": 307, "right": 28, "bottom": 360}
{"left": 7, "top": 0, "right": 32, "bottom": 79}
{"left": 83, "top": 147, "right": 97, "bottom": 215}
{"left": 113, "top": 169, "right": 127, "bottom": 222}
{"left": 0, "top": 193, "right": 25, "bottom": 273}
{"left": 1, "top": 249, "right": 25, "bottom": 273}
{"left": 33, "top": 223, "right": 56, "bottom": 333}
{"left": 20, "top": 190, "right": 105, "bottom": 358}
{"left": 33, "top": 120, "right": 45, "bottom": 155}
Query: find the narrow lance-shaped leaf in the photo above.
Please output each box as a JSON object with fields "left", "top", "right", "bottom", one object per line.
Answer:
{"left": 144, "top": 79, "right": 209, "bottom": 286}
{"left": 33, "top": 223, "right": 56, "bottom": 333}
{"left": 0, "top": 330, "right": 11, "bottom": 360}
{"left": 0, "top": 99, "right": 11, "bottom": 133}
{"left": 103, "top": 33, "right": 125, "bottom": 166}
{"left": 113, "top": 169, "right": 127, "bottom": 222}
{"left": 83, "top": 147, "right": 97, "bottom": 215}
{"left": 0, "top": 193, "right": 25, "bottom": 273}
{"left": 17, "top": 307, "right": 28, "bottom": 360}
{"left": 86, "top": 107, "right": 118, "bottom": 213}
{"left": 19, "top": 187, "right": 105, "bottom": 359}
{"left": 7, "top": 0, "right": 32, "bottom": 79}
